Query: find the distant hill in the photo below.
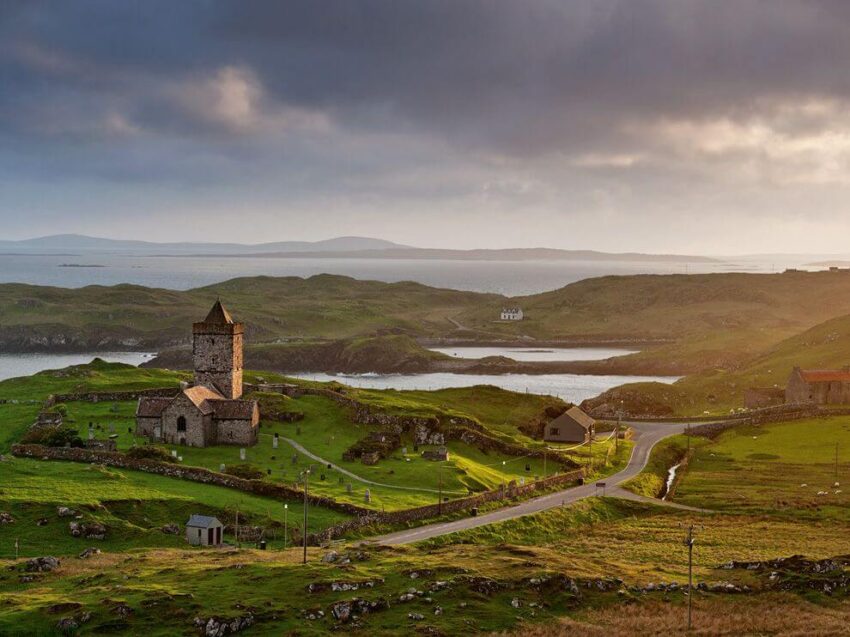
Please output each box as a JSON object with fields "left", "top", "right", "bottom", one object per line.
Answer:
{"left": 0, "top": 234, "right": 410, "bottom": 254}
{"left": 0, "top": 233, "right": 719, "bottom": 263}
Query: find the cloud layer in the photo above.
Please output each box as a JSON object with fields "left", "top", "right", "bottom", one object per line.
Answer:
{"left": 2, "top": 1, "right": 850, "bottom": 253}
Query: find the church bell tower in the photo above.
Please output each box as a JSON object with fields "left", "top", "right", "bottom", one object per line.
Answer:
{"left": 192, "top": 300, "right": 243, "bottom": 399}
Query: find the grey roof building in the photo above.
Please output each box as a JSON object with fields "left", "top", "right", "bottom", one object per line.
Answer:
{"left": 544, "top": 406, "right": 595, "bottom": 443}
{"left": 186, "top": 514, "right": 224, "bottom": 546}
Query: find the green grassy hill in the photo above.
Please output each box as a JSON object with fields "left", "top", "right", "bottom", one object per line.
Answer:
{"left": 9, "top": 271, "right": 850, "bottom": 377}
{"left": 585, "top": 311, "right": 850, "bottom": 416}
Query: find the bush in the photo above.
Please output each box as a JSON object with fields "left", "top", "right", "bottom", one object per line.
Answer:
{"left": 22, "top": 426, "right": 84, "bottom": 448}
{"left": 125, "top": 446, "right": 176, "bottom": 463}
{"left": 224, "top": 463, "right": 265, "bottom": 481}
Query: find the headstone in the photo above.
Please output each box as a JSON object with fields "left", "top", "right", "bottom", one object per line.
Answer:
{"left": 292, "top": 454, "right": 298, "bottom": 465}
{"left": 240, "top": 448, "right": 246, "bottom": 461}
{"left": 177, "top": 456, "right": 183, "bottom": 462}
{"left": 402, "top": 446, "right": 407, "bottom": 456}
{"left": 346, "top": 483, "right": 353, "bottom": 494}
{"left": 519, "top": 477, "right": 525, "bottom": 486}
{"left": 220, "top": 463, "right": 226, "bottom": 472}
{"left": 273, "top": 433, "right": 279, "bottom": 449}
{"left": 171, "top": 450, "right": 178, "bottom": 458}
{"left": 364, "top": 489, "right": 371, "bottom": 504}
{"left": 88, "top": 424, "right": 94, "bottom": 441}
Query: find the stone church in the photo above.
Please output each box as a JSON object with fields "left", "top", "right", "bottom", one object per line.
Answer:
{"left": 135, "top": 301, "right": 259, "bottom": 448}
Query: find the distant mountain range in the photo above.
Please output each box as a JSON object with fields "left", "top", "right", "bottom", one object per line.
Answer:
{"left": 0, "top": 233, "right": 720, "bottom": 263}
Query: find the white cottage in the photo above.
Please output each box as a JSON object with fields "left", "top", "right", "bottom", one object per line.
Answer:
{"left": 500, "top": 307, "right": 524, "bottom": 321}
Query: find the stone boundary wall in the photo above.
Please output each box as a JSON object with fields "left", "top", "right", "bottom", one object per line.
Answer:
{"left": 689, "top": 405, "right": 850, "bottom": 439}
{"left": 311, "top": 467, "right": 585, "bottom": 543}
{"left": 10, "top": 444, "right": 370, "bottom": 517}
{"left": 300, "top": 386, "right": 577, "bottom": 467}
{"left": 44, "top": 387, "right": 180, "bottom": 408}
{"left": 13, "top": 443, "right": 583, "bottom": 545}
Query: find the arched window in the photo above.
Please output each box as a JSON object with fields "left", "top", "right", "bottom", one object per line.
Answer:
{"left": 177, "top": 416, "right": 187, "bottom": 432}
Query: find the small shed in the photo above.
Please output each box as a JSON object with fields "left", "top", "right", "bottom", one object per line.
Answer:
{"left": 421, "top": 446, "right": 450, "bottom": 461}
{"left": 186, "top": 514, "right": 224, "bottom": 546}
{"left": 544, "top": 406, "right": 595, "bottom": 443}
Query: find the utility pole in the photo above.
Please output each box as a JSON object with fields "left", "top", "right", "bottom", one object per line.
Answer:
{"left": 836, "top": 442, "right": 840, "bottom": 481}
{"left": 235, "top": 507, "right": 240, "bottom": 548}
{"left": 438, "top": 464, "right": 443, "bottom": 515}
{"left": 543, "top": 449, "right": 547, "bottom": 476}
{"left": 687, "top": 422, "right": 691, "bottom": 454}
{"left": 302, "top": 469, "right": 310, "bottom": 565}
{"left": 283, "top": 503, "right": 288, "bottom": 550}
{"left": 682, "top": 523, "right": 700, "bottom": 632}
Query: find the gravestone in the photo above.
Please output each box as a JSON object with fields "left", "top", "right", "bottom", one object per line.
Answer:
{"left": 364, "top": 489, "right": 371, "bottom": 504}
{"left": 273, "top": 433, "right": 279, "bottom": 449}
{"left": 220, "top": 463, "right": 226, "bottom": 472}
{"left": 240, "top": 448, "right": 246, "bottom": 461}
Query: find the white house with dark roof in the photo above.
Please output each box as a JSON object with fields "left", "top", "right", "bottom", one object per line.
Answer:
{"left": 500, "top": 307, "right": 524, "bottom": 321}
{"left": 186, "top": 514, "right": 224, "bottom": 546}
{"left": 135, "top": 301, "right": 259, "bottom": 448}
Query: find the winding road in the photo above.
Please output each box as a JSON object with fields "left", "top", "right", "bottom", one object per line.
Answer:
{"left": 367, "top": 421, "right": 704, "bottom": 545}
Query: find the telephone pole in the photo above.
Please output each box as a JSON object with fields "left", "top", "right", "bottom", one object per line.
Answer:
{"left": 302, "top": 468, "right": 310, "bottom": 565}
{"left": 438, "top": 464, "right": 443, "bottom": 514}
{"left": 682, "top": 523, "right": 701, "bottom": 632}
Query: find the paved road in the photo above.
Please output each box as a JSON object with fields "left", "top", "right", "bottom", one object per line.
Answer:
{"left": 367, "top": 421, "right": 701, "bottom": 546}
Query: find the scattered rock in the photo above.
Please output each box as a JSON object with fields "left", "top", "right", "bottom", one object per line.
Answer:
{"left": 193, "top": 614, "right": 255, "bottom": 636}
{"left": 0, "top": 512, "right": 14, "bottom": 524}
{"left": 510, "top": 598, "right": 522, "bottom": 608}
{"left": 161, "top": 523, "right": 180, "bottom": 535}
{"left": 57, "top": 506, "right": 77, "bottom": 517}
{"left": 434, "top": 606, "right": 443, "bottom": 616}
{"left": 78, "top": 547, "right": 101, "bottom": 560}
{"left": 25, "top": 556, "right": 60, "bottom": 572}
{"left": 36, "top": 517, "right": 49, "bottom": 526}
{"left": 408, "top": 612, "right": 424, "bottom": 621}
{"left": 321, "top": 551, "right": 339, "bottom": 563}
{"left": 69, "top": 521, "right": 107, "bottom": 540}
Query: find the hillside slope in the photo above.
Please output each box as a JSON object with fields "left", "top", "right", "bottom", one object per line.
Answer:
{"left": 6, "top": 271, "right": 850, "bottom": 378}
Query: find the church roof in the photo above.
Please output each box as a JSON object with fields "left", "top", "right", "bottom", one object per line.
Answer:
{"left": 182, "top": 385, "right": 226, "bottom": 414}
{"left": 186, "top": 514, "right": 222, "bottom": 529}
{"left": 209, "top": 399, "right": 258, "bottom": 420}
{"left": 136, "top": 397, "right": 172, "bottom": 418}
{"left": 204, "top": 300, "right": 234, "bottom": 324}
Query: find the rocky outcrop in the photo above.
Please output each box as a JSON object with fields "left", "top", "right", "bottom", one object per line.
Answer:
{"left": 193, "top": 614, "right": 255, "bottom": 636}
{"left": 25, "top": 556, "right": 61, "bottom": 572}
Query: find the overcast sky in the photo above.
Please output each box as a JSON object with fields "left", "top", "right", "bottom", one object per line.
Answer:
{"left": 3, "top": 1, "right": 850, "bottom": 254}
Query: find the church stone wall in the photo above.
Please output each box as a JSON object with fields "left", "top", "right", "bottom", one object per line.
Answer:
{"left": 136, "top": 416, "right": 161, "bottom": 439}
{"left": 215, "top": 419, "right": 258, "bottom": 446}
{"left": 193, "top": 324, "right": 243, "bottom": 399}
{"left": 160, "top": 394, "right": 211, "bottom": 447}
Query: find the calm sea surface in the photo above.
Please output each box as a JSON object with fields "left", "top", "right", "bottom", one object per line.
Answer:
{"left": 0, "top": 253, "right": 808, "bottom": 296}
{"left": 429, "top": 346, "right": 638, "bottom": 361}
{"left": 291, "top": 371, "right": 679, "bottom": 404}
{"left": 0, "top": 353, "right": 155, "bottom": 382}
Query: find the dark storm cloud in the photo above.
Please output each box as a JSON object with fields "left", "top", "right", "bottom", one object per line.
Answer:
{"left": 2, "top": 1, "right": 850, "bottom": 250}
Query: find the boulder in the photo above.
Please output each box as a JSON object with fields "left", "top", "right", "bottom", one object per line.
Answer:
{"left": 161, "top": 523, "right": 180, "bottom": 535}
{"left": 78, "top": 547, "right": 101, "bottom": 559}
{"left": 0, "top": 512, "right": 14, "bottom": 524}
{"left": 25, "top": 556, "right": 60, "bottom": 572}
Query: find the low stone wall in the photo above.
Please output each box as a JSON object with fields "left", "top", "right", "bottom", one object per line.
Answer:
{"left": 11, "top": 444, "right": 370, "bottom": 517}
{"left": 45, "top": 387, "right": 180, "bottom": 408}
{"left": 13, "top": 443, "right": 584, "bottom": 545}
{"left": 688, "top": 405, "right": 850, "bottom": 439}
{"left": 310, "top": 468, "right": 586, "bottom": 543}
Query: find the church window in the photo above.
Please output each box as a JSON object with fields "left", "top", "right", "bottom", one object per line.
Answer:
{"left": 177, "top": 416, "right": 187, "bottom": 432}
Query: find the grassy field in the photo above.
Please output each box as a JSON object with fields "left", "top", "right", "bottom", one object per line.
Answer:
{"left": 62, "top": 393, "right": 616, "bottom": 511}
{"left": 0, "top": 457, "right": 349, "bottom": 559}
{"left": 673, "top": 417, "right": 850, "bottom": 522}
{"left": 2, "top": 498, "right": 848, "bottom": 635}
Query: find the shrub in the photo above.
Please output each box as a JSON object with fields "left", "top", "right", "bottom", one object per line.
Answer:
{"left": 125, "top": 446, "right": 176, "bottom": 463}
{"left": 224, "top": 463, "right": 265, "bottom": 480}
{"left": 22, "top": 426, "right": 84, "bottom": 448}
